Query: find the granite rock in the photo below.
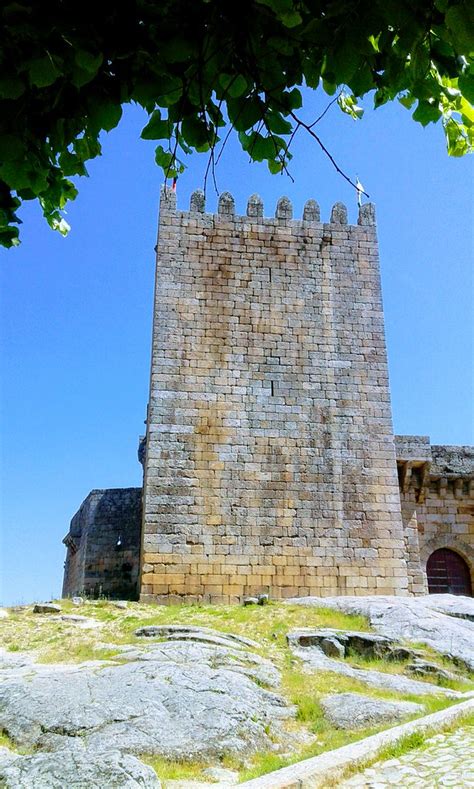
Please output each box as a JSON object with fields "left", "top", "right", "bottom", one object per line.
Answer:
{"left": 0, "top": 744, "right": 161, "bottom": 788}
{"left": 0, "top": 637, "right": 290, "bottom": 761}
{"left": 287, "top": 595, "right": 474, "bottom": 670}
{"left": 321, "top": 693, "right": 424, "bottom": 730}
{"left": 33, "top": 604, "right": 61, "bottom": 614}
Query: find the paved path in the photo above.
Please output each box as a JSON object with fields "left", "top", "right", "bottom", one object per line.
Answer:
{"left": 339, "top": 726, "right": 474, "bottom": 788}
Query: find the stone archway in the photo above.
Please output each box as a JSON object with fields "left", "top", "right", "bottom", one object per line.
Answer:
{"left": 426, "top": 548, "right": 473, "bottom": 596}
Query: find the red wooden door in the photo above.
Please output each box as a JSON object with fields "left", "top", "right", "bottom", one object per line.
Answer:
{"left": 426, "top": 548, "right": 472, "bottom": 596}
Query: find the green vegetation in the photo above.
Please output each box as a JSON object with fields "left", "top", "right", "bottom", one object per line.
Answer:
{"left": 1, "top": 599, "right": 472, "bottom": 783}
{"left": 1, "top": 0, "right": 473, "bottom": 247}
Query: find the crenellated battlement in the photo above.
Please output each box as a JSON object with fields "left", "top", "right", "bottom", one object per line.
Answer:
{"left": 159, "top": 186, "right": 376, "bottom": 227}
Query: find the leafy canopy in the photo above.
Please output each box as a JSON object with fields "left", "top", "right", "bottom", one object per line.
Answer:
{"left": 1, "top": 0, "right": 473, "bottom": 247}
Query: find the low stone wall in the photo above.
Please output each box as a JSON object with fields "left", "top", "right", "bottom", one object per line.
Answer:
{"left": 239, "top": 698, "right": 474, "bottom": 788}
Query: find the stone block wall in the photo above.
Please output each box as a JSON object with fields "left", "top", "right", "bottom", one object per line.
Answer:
{"left": 396, "top": 440, "right": 474, "bottom": 593}
{"left": 62, "top": 488, "right": 142, "bottom": 599}
{"left": 139, "top": 189, "right": 409, "bottom": 603}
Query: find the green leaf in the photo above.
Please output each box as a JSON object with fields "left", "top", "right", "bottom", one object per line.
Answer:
{"left": 398, "top": 93, "right": 416, "bottom": 109}
{"left": 267, "top": 36, "right": 295, "bottom": 55}
{"left": 159, "top": 38, "right": 195, "bottom": 63}
{"left": 348, "top": 62, "right": 375, "bottom": 95}
{"left": 411, "top": 41, "right": 431, "bottom": 81}
{"left": 228, "top": 75, "right": 248, "bottom": 99}
{"left": 140, "top": 110, "right": 171, "bottom": 140}
{"left": 219, "top": 73, "right": 249, "bottom": 98}
{"left": 268, "top": 159, "right": 283, "bottom": 173}
{"left": 281, "top": 11, "right": 302, "bottom": 28}
{"left": 280, "top": 88, "right": 303, "bottom": 110}
{"left": 0, "top": 76, "right": 25, "bottom": 99}
{"left": 322, "top": 79, "right": 337, "bottom": 96}
{"left": 88, "top": 100, "right": 123, "bottom": 133}
{"left": 266, "top": 111, "right": 293, "bottom": 134}
{"left": 445, "top": 3, "right": 474, "bottom": 54}
{"left": 28, "top": 57, "right": 60, "bottom": 88}
{"left": 58, "top": 151, "right": 88, "bottom": 176}
{"left": 412, "top": 100, "right": 442, "bottom": 125}
{"left": 0, "top": 135, "right": 25, "bottom": 161}
{"left": 75, "top": 49, "right": 103, "bottom": 74}
{"left": 153, "top": 75, "right": 183, "bottom": 107}
{"left": 154, "top": 145, "right": 174, "bottom": 169}
{"left": 459, "top": 73, "right": 474, "bottom": 104}
{"left": 0, "top": 225, "right": 20, "bottom": 248}
{"left": 227, "top": 97, "right": 263, "bottom": 131}
{"left": 180, "top": 116, "right": 210, "bottom": 147}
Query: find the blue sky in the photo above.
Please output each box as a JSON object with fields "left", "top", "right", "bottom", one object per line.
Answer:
{"left": 1, "top": 91, "right": 473, "bottom": 605}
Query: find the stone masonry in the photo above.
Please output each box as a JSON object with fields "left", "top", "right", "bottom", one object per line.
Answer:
{"left": 396, "top": 438, "right": 474, "bottom": 594}
{"left": 139, "top": 189, "right": 408, "bottom": 603}
{"left": 62, "top": 488, "right": 142, "bottom": 599}
{"left": 62, "top": 190, "right": 473, "bottom": 602}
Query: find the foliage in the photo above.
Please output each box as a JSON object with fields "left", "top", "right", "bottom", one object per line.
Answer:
{"left": 0, "top": 0, "right": 473, "bottom": 246}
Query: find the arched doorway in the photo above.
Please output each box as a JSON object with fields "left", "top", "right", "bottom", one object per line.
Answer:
{"left": 426, "top": 548, "right": 472, "bottom": 596}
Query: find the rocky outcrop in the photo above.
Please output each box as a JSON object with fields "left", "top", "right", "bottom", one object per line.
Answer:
{"left": 287, "top": 595, "right": 474, "bottom": 670}
{"left": 0, "top": 632, "right": 290, "bottom": 766}
{"left": 320, "top": 693, "right": 424, "bottom": 730}
{"left": 0, "top": 743, "right": 161, "bottom": 789}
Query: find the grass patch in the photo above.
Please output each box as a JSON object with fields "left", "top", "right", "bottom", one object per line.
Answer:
{"left": 0, "top": 729, "right": 33, "bottom": 756}
{"left": 38, "top": 642, "right": 122, "bottom": 664}
{"left": 140, "top": 755, "right": 209, "bottom": 782}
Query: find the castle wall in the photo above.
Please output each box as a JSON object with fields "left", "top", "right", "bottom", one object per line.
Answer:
{"left": 416, "top": 446, "right": 474, "bottom": 590}
{"left": 139, "top": 190, "right": 409, "bottom": 603}
{"left": 62, "top": 488, "right": 142, "bottom": 599}
{"left": 396, "top": 439, "right": 473, "bottom": 594}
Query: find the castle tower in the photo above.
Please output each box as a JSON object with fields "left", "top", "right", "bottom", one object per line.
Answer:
{"left": 139, "top": 189, "right": 409, "bottom": 603}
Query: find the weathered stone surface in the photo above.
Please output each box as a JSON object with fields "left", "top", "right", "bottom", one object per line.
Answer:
{"left": 320, "top": 637, "right": 345, "bottom": 659}
{"left": 340, "top": 725, "right": 474, "bottom": 787}
{"left": 51, "top": 614, "right": 101, "bottom": 628}
{"left": 288, "top": 595, "right": 474, "bottom": 670}
{"left": 62, "top": 488, "right": 142, "bottom": 600}
{"left": 287, "top": 634, "right": 461, "bottom": 697}
{"left": 218, "top": 192, "right": 235, "bottom": 216}
{"left": 33, "top": 604, "right": 61, "bottom": 614}
{"left": 405, "top": 659, "right": 460, "bottom": 682}
{"left": 386, "top": 646, "right": 420, "bottom": 662}
{"left": 243, "top": 597, "right": 259, "bottom": 607}
{"left": 203, "top": 766, "right": 239, "bottom": 783}
{"left": 0, "top": 744, "right": 161, "bottom": 788}
{"left": 0, "top": 609, "right": 8, "bottom": 619}
{"left": 139, "top": 190, "right": 409, "bottom": 605}
{"left": 275, "top": 196, "right": 293, "bottom": 220}
{"left": 134, "top": 625, "right": 259, "bottom": 650}
{"left": 321, "top": 693, "right": 424, "bottom": 730}
{"left": 190, "top": 189, "right": 205, "bottom": 213}
{"left": 287, "top": 628, "right": 394, "bottom": 659}
{"left": 0, "top": 639, "right": 290, "bottom": 761}
{"left": 113, "top": 600, "right": 128, "bottom": 610}
{"left": 71, "top": 597, "right": 84, "bottom": 606}
{"left": 303, "top": 199, "right": 320, "bottom": 222}
{"left": 418, "top": 594, "right": 474, "bottom": 623}
{"left": 330, "top": 201, "right": 348, "bottom": 223}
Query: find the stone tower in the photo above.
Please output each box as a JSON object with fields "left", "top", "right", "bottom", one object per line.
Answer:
{"left": 139, "top": 189, "right": 409, "bottom": 603}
